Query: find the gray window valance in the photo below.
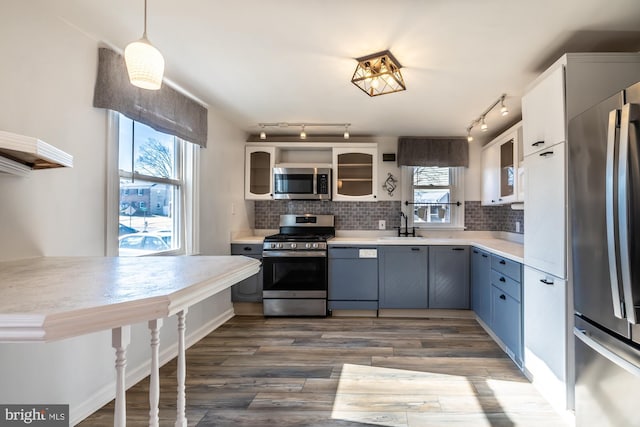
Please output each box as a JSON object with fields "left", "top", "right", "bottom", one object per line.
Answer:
{"left": 93, "top": 48, "right": 208, "bottom": 147}
{"left": 397, "top": 137, "right": 469, "bottom": 167}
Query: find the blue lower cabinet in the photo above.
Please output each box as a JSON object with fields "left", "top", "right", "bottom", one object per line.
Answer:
{"left": 471, "top": 247, "right": 491, "bottom": 324}
{"left": 230, "top": 244, "right": 263, "bottom": 302}
{"left": 378, "top": 246, "right": 429, "bottom": 309}
{"left": 328, "top": 247, "right": 379, "bottom": 310}
{"left": 490, "top": 284, "right": 522, "bottom": 366}
{"left": 428, "top": 246, "right": 469, "bottom": 309}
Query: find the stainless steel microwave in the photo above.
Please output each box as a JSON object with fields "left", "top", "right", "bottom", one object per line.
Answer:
{"left": 273, "top": 164, "right": 332, "bottom": 200}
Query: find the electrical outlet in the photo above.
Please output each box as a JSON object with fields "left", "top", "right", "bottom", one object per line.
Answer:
{"left": 378, "top": 220, "right": 386, "bottom": 230}
{"left": 515, "top": 221, "right": 521, "bottom": 233}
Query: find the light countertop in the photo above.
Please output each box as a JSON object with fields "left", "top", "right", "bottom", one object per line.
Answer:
{"left": 231, "top": 235, "right": 523, "bottom": 263}
{"left": 0, "top": 256, "right": 260, "bottom": 342}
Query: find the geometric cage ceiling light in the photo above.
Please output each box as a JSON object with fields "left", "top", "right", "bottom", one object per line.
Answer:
{"left": 351, "top": 50, "right": 406, "bottom": 97}
{"left": 466, "top": 93, "right": 509, "bottom": 142}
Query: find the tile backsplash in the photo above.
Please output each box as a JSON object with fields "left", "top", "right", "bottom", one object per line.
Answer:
{"left": 254, "top": 200, "right": 524, "bottom": 234}
{"left": 464, "top": 201, "right": 524, "bottom": 234}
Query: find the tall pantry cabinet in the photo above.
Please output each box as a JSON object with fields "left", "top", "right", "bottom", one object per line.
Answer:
{"left": 521, "top": 53, "right": 640, "bottom": 413}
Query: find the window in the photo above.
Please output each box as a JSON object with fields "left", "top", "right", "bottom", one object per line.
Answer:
{"left": 404, "top": 166, "right": 464, "bottom": 229}
{"left": 110, "top": 112, "right": 199, "bottom": 256}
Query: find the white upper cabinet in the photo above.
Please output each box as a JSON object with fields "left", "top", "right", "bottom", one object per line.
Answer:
{"left": 245, "top": 146, "right": 275, "bottom": 200}
{"left": 522, "top": 65, "right": 566, "bottom": 157}
{"left": 481, "top": 122, "right": 522, "bottom": 205}
{"left": 333, "top": 147, "right": 378, "bottom": 201}
{"left": 524, "top": 142, "right": 566, "bottom": 278}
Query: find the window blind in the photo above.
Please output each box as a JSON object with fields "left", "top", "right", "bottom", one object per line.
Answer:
{"left": 397, "top": 137, "right": 469, "bottom": 167}
{"left": 92, "top": 48, "right": 208, "bottom": 147}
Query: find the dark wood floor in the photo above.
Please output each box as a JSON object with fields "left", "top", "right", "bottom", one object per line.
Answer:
{"left": 80, "top": 315, "right": 567, "bottom": 426}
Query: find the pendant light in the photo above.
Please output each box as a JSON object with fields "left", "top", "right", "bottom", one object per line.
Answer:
{"left": 124, "top": 0, "right": 165, "bottom": 90}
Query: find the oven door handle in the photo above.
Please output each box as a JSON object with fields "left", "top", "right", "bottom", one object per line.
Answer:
{"left": 262, "top": 251, "right": 327, "bottom": 258}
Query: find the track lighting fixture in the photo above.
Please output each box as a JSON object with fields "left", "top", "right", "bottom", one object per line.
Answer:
{"left": 500, "top": 97, "right": 509, "bottom": 116}
{"left": 256, "top": 122, "right": 352, "bottom": 140}
{"left": 466, "top": 94, "right": 508, "bottom": 141}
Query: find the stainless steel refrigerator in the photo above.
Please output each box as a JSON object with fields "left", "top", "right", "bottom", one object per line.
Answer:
{"left": 569, "top": 81, "right": 640, "bottom": 426}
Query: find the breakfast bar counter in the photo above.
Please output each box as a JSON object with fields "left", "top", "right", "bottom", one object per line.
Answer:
{"left": 0, "top": 255, "right": 260, "bottom": 426}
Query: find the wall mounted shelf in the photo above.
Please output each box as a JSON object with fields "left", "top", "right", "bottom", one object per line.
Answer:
{"left": 0, "top": 130, "right": 73, "bottom": 176}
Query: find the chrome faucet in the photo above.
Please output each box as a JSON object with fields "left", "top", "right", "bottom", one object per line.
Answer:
{"left": 398, "top": 211, "right": 415, "bottom": 237}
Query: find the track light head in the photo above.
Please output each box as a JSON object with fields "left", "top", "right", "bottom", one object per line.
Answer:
{"left": 300, "top": 125, "right": 307, "bottom": 140}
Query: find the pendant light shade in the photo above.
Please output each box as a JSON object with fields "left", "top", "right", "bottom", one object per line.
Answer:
{"left": 125, "top": 0, "right": 164, "bottom": 90}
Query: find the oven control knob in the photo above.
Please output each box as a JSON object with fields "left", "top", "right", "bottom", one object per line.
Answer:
{"left": 290, "top": 243, "right": 297, "bottom": 249}
{"left": 277, "top": 243, "right": 283, "bottom": 249}
{"left": 312, "top": 243, "right": 319, "bottom": 249}
{"left": 305, "top": 243, "right": 311, "bottom": 249}
{"left": 271, "top": 243, "right": 277, "bottom": 249}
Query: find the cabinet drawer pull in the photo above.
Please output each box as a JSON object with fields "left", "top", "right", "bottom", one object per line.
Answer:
{"left": 499, "top": 260, "right": 506, "bottom": 265}
{"left": 540, "top": 279, "right": 555, "bottom": 285}
{"left": 499, "top": 294, "right": 506, "bottom": 300}
{"left": 532, "top": 141, "right": 544, "bottom": 147}
{"left": 411, "top": 247, "right": 420, "bottom": 251}
{"left": 481, "top": 254, "right": 488, "bottom": 258}
{"left": 539, "top": 151, "right": 554, "bottom": 157}
{"left": 244, "top": 246, "right": 252, "bottom": 251}
{"left": 473, "top": 250, "right": 479, "bottom": 254}
{"left": 452, "top": 248, "right": 465, "bottom": 251}
{"left": 499, "top": 277, "right": 506, "bottom": 282}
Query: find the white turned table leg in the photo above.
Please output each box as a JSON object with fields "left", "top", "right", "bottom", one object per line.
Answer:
{"left": 148, "top": 319, "right": 163, "bottom": 427}
{"left": 175, "top": 309, "right": 188, "bottom": 427}
{"left": 112, "top": 326, "right": 131, "bottom": 427}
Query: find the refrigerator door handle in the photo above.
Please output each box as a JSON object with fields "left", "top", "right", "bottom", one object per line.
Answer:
{"left": 618, "top": 103, "right": 640, "bottom": 324}
{"left": 606, "top": 108, "right": 624, "bottom": 319}
{"left": 574, "top": 327, "right": 640, "bottom": 377}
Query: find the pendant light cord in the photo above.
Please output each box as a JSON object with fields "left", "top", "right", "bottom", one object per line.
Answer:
{"left": 143, "top": 0, "right": 148, "bottom": 38}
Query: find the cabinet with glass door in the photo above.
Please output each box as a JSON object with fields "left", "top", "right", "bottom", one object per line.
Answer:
{"left": 332, "top": 147, "right": 378, "bottom": 201}
{"left": 481, "top": 122, "right": 522, "bottom": 205}
{"left": 245, "top": 146, "right": 276, "bottom": 200}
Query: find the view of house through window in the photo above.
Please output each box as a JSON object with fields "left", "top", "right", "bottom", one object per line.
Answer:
{"left": 411, "top": 166, "right": 457, "bottom": 225}
{"left": 118, "top": 114, "right": 182, "bottom": 256}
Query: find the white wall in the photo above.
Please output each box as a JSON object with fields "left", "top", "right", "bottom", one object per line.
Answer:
{"left": 0, "top": 3, "right": 250, "bottom": 425}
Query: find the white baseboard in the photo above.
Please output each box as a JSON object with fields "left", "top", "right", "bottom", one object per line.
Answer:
{"left": 71, "top": 308, "right": 235, "bottom": 426}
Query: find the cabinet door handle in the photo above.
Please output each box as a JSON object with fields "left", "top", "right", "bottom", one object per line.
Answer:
{"left": 540, "top": 279, "right": 554, "bottom": 285}
{"left": 499, "top": 294, "right": 506, "bottom": 300}
{"left": 499, "top": 260, "right": 506, "bottom": 265}
{"left": 532, "top": 141, "right": 544, "bottom": 147}
{"left": 539, "top": 151, "right": 554, "bottom": 157}
{"left": 452, "top": 248, "right": 465, "bottom": 251}
{"left": 499, "top": 277, "right": 506, "bottom": 282}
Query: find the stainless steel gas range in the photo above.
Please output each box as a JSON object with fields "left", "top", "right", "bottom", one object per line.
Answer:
{"left": 262, "top": 214, "right": 335, "bottom": 316}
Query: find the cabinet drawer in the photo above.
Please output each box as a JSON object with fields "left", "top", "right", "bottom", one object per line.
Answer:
{"left": 491, "top": 255, "right": 522, "bottom": 282}
{"left": 491, "top": 269, "right": 521, "bottom": 302}
{"left": 231, "top": 243, "right": 263, "bottom": 255}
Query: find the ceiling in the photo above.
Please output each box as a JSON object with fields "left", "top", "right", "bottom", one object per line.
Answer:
{"left": 41, "top": 0, "right": 640, "bottom": 143}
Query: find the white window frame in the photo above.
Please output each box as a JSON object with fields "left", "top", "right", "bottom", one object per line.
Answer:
{"left": 106, "top": 111, "right": 200, "bottom": 256}
{"left": 401, "top": 166, "right": 465, "bottom": 230}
